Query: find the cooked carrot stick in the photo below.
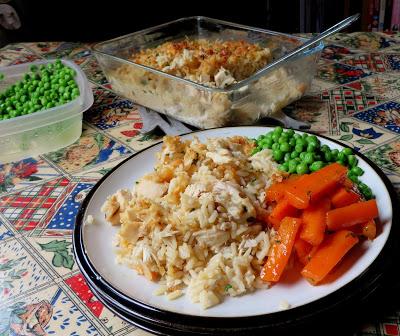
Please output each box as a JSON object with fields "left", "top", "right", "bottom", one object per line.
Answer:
{"left": 331, "top": 187, "right": 360, "bottom": 208}
{"left": 326, "top": 199, "right": 379, "bottom": 231}
{"left": 266, "top": 175, "right": 304, "bottom": 203}
{"left": 294, "top": 239, "right": 313, "bottom": 265}
{"left": 342, "top": 177, "right": 354, "bottom": 190}
{"left": 360, "top": 219, "right": 377, "bottom": 240}
{"left": 261, "top": 217, "right": 302, "bottom": 282}
{"left": 301, "top": 230, "right": 359, "bottom": 285}
{"left": 300, "top": 197, "right": 331, "bottom": 246}
{"left": 268, "top": 200, "right": 299, "bottom": 230}
{"left": 307, "top": 245, "right": 319, "bottom": 262}
{"left": 266, "top": 183, "right": 287, "bottom": 204}
{"left": 285, "top": 163, "right": 348, "bottom": 209}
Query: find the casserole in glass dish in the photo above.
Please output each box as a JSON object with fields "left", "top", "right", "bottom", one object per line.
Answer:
{"left": 93, "top": 17, "right": 323, "bottom": 129}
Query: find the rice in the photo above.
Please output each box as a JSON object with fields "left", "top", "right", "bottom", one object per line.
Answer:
{"left": 101, "top": 135, "right": 281, "bottom": 309}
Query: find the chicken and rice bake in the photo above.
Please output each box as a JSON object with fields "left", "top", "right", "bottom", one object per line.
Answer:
{"left": 101, "top": 135, "right": 283, "bottom": 309}
{"left": 108, "top": 38, "right": 310, "bottom": 128}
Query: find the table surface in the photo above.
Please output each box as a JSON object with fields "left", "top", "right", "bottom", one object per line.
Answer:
{"left": 0, "top": 31, "right": 400, "bottom": 336}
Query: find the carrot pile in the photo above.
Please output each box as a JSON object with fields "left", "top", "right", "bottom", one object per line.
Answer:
{"left": 261, "top": 162, "right": 379, "bottom": 285}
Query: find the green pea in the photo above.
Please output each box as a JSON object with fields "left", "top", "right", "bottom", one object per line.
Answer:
{"left": 314, "top": 154, "right": 322, "bottom": 161}
{"left": 299, "top": 152, "right": 307, "bottom": 160}
{"left": 289, "top": 138, "right": 296, "bottom": 147}
{"left": 279, "top": 163, "right": 289, "bottom": 172}
{"left": 273, "top": 149, "right": 284, "bottom": 162}
{"left": 284, "top": 153, "right": 291, "bottom": 162}
{"left": 331, "top": 149, "right": 339, "bottom": 159}
{"left": 286, "top": 129, "right": 295, "bottom": 137}
{"left": 272, "top": 143, "right": 279, "bottom": 151}
{"left": 290, "top": 151, "right": 299, "bottom": 159}
{"left": 293, "top": 133, "right": 301, "bottom": 140}
{"left": 337, "top": 151, "right": 347, "bottom": 163}
{"left": 305, "top": 135, "right": 316, "bottom": 143}
{"left": 58, "top": 78, "right": 67, "bottom": 86}
{"left": 296, "top": 138, "right": 306, "bottom": 146}
{"left": 64, "top": 74, "right": 72, "bottom": 82}
{"left": 272, "top": 133, "right": 280, "bottom": 143}
{"left": 343, "top": 148, "right": 352, "bottom": 156}
{"left": 274, "top": 126, "right": 283, "bottom": 135}
{"left": 310, "top": 161, "right": 325, "bottom": 172}
{"left": 63, "top": 90, "right": 70, "bottom": 101}
{"left": 265, "top": 138, "right": 273, "bottom": 149}
{"left": 303, "top": 152, "right": 314, "bottom": 164}
{"left": 280, "top": 142, "right": 290, "bottom": 153}
{"left": 296, "top": 163, "right": 309, "bottom": 174}
{"left": 50, "top": 92, "right": 58, "bottom": 100}
{"left": 350, "top": 166, "right": 364, "bottom": 176}
{"left": 307, "top": 143, "right": 317, "bottom": 152}
{"left": 358, "top": 183, "right": 373, "bottom": 199}
{"left": 278, "top": 136, "right": 289, "bottom": 144}
{"left": 347, "top": 155, "right": 358, "bottom": 167}
{"left": 348, "top": 174, "right": 359, "bottom": 183}
{"left": 321, "top": 144, "right": 330, "bottom": 152}
{"left": 336, "top": 160, "right": 346, "bottom": 166}
{"left": 295, "top": 144, "right": 303, "bottom": 153}
{"left": 288, "top": 160, "right": 298, "bottom": 173}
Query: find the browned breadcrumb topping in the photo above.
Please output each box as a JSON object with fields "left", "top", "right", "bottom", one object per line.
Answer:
{"left": 130, "top": 38, "right": 272, "bottom": 86}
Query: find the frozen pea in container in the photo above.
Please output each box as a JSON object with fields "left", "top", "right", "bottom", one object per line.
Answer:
{"left": 0, "top": 59, "right": 93, "bottom": 163}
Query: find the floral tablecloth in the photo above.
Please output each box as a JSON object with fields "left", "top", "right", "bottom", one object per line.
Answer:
{"left": 0, "top": 31, "right": 399, "bottom": 336}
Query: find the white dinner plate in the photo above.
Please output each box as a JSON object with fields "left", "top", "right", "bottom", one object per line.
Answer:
{"left": 73, "top": 126, "right": 395, "bottom": 321}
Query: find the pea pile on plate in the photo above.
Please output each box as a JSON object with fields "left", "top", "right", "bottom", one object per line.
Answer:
{"left": 0, "top": 59, "right": 80, "bottom": 121}
{"left": 253, "top": 127, "right": 373, "bottom": 199}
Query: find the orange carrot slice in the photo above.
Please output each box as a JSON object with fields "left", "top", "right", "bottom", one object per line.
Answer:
{"left": 285, "top": 163, "right": 348, "bottom": 209}
{"left": 301, "top": 230, "right": 359, "bottom": 285}
{"left": 294, "top": 239, "right": 313, "bottom": 265}
{"left": 360, "top": 219, "right": 377, "bottom": 240}
{"left": 261, "top": 217, "right": 302, "bottom": 282}
{"left": 266, "top": 175, "right": 304, "bottom": 203}
{"left": 331, "top": 187, "right": 360, "bottom": 208}
{"left": 268, "top": 200, "right": 299, "bottom": 230}
{"left": 300, "top": 197, "right": 331, "bottom": 246}
{"left": 326, "top": 199, "right": 379, "bottom": 231}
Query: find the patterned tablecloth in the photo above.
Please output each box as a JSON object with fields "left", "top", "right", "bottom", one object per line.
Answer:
{"left": 0, "top": 31, "right": 400, "bottom": 336}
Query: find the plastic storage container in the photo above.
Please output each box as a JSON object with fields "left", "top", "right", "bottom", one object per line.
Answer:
{"left": 0, "top": 59, "right": 93, "bottom": 163}
{"left": 93, "top": 16, "right": 323, "bottom": 129}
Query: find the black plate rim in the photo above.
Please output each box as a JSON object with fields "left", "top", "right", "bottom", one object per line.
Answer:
{"left": 73, "top": 125, "right": 400, "bottom": 333}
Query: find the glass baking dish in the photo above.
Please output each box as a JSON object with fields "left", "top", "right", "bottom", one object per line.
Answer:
{"left": 93, "top": 16, "right": 323, "bottom": 129}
